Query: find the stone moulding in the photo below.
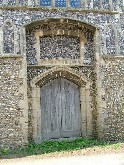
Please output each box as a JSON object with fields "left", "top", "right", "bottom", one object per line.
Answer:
{"left": 30, "top": 66, "right": 91, "bottom": 143}
{"left": 30, "top": 66, "right": 88, "bottom": 87}
{"left": 25, "top": 18, "right": 97, "bottom": 65}
{"left": 25, "top": 18, "right": 98, "bottom": 32}
{"left": 0, "top": 0, "right": 122, "bottom": 13}
{"left": 35, "top": 30, "right": 87, "bottom": 66}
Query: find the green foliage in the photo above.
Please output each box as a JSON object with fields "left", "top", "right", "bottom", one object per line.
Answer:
{"left": 0, "top": 148, "right": 9, "bottom": 155}
{"left": 19, "top": 138, "right": 106, "bottom": 155}
{"left": 0, "top": 138, "right": 123, "bottom": 159}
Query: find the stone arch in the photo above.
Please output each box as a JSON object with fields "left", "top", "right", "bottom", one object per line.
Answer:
{"left": 21, "top": 17, "right": 99, "bottom": 58}
{"left": 25, "top": 18, "right": 99, "bottom": 142}
{"left": 31, "top": 66, "right": 88, "bottom": 88}
{"left": 23, "top": 18, "right": 98, "bottom": 66}
{"left": 30, "top": 67, "right": 91, "bottom": 142}
{"left": 23, "top": 17, "right": 98, "bottom": 30}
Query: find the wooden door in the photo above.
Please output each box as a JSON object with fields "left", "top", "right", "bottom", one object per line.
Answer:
{"left": 40, "top": 78, "right": 81, "bottom": 140}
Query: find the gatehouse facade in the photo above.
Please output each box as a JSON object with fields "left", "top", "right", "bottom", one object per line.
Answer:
{"left": 0, "top": 0, "right": 124, "bottom": 148}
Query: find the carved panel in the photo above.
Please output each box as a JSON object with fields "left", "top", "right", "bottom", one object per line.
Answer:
{"left": 19, "top": 0, "right": 28, "bottom": 6}
{"left": 26, "top": 31, "right": 37, "bottom": 65}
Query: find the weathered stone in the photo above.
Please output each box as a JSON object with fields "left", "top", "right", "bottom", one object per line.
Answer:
{"left": 0, "top": 1, "right": 124, "bottom": 148}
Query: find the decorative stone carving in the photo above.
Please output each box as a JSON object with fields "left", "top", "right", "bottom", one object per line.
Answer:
{"left": 93, "top": 0, "right": 101, "bottom": 9}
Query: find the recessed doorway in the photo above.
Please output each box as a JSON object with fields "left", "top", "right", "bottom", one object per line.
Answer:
{"left": 40, "top": 78, "right": 81, "bottom": 140}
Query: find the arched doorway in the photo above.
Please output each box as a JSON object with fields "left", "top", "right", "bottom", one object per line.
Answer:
{"left": 41, "top": 78, "right": 81, "bottom": 140}
{"left": 25, "top": 17, "right": 97, "bottom": 142}
{"left": 30, "top": 67, "right": 91, "bottom": 143}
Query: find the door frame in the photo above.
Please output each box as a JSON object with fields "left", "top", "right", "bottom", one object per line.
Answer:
{"left": 40, "top": 77, "right": 82, "bottom": 140}
{"left": 30, "top": 67, "right": 91, "bottom": 143}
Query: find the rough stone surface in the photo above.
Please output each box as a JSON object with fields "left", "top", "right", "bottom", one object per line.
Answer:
{"left": 40, "top": 36, "right": 80, "bottom": 59}
{"left": 0, "top": 1, "right": 124, "bottom": 148}
{"left": 0, "top": 10, "right": 123, "bottom": 56}
{"left": 100, "top": 58, "right": 124, "bottom": 141}
{"left": 0, "top": 57, "right": 25, "bottom": 148}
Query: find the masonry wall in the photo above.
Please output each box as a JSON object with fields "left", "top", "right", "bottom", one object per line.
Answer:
{"left": 97, "top": 57, "right": 124, "bottom": 141}
{"left": 0, "top": 2, "right": 124, "bottom": 147}
{"left": 0, "top": 56, "right": 28, "bottom": 148}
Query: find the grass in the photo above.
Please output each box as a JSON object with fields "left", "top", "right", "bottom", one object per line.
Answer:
{"left": 0, "top": 138, "right": 124, "bottom": 159}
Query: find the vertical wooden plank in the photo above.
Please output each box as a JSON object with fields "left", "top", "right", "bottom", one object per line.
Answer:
{"left": 47, "top": 81, "right": 52, "bottom": 133}
{"left": 51, "top": 79, "right": 60, "bottom": 136}
{"left": 41, "top": 79, "right": 61, "bottom": 140}
{"left": 41, "top": 78, "right": 81, "bottom": 140}
{"left": 69, "top": 81, "right": 75, "bottom": 131}
{"left": 55, "top": 78, "right": 61, "bottom": 136}
{"left": 60, "top": 78, "right": 66, "bottom": 133}
{"left": 74, "top": 84, "right": 81, "bottom": 130}
{"left": 61, "top": 78, "right": 81, "bottom": 138}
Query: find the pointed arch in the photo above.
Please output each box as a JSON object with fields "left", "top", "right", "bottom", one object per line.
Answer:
{"left": 30, "top": 66, "right": 91, "bottom": 143}
{"left": 31, "top": 66, "right": 88, "bottom": 88}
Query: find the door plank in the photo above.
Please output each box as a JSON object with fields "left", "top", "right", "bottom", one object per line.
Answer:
{"left": 60, "top": 78, "right": 81, "bottom": 138}
{"left": 41, "top": 79, "right": 61, "bottom": 139}
{"left": 41, "top": 78, "right": 81, "bottom": 140}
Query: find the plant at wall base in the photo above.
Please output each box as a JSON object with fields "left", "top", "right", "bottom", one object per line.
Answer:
{"left": 0, "top": 148, "right": 9, "bottom": 155}
{"left": 0, "top": 138, "right": 124, "bottom": 159}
